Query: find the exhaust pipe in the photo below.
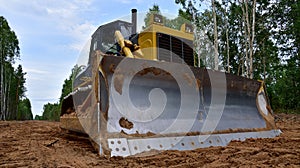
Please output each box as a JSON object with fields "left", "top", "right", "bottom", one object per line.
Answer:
{"left": 131, "top": 9, "right": 137, "bottom": 34}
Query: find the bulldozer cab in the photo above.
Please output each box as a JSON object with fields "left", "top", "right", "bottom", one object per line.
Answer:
{"left": 89, "top": 20, "right": 133, "bottom": 58}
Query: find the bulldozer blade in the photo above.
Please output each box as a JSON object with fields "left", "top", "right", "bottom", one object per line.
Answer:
{"left": 63, "top": 55, "right": 281, "bottom": 157}
{"left": 95, "top": 56, "right": 280, "bottom": 156}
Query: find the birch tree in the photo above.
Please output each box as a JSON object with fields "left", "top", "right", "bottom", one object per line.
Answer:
{"left": 0, "top": 16, "right": 30, "bottom": 120}
{"left": 239, "top": 0, "right": 256, "bottom": 78}
{"left": 211, "top": 0, "right": 219, "bottom": 70}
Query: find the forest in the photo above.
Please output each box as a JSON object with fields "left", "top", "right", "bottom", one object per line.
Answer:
{"left": 174, "top": 0, "right": 299, "bottom": 113}
{"left": 0, "top": 16, "right": 33, "bottom": 121}
{"left": 5, "top": 0, "right": 297, "bottom": 121}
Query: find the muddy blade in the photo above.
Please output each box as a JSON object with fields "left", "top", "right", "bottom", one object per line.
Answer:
{"left": 60, "top": 96, "right": 85, "bottom": 133}
{"left": 97, "top": 56, "right": 280, "bottom": 156}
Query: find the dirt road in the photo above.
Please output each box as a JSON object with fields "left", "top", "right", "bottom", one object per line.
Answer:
{"left": 0, "top": 113, "right": 299, "bottom": 167}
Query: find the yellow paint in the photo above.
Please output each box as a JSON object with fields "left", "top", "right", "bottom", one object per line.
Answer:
{"left": 138, "top": 24, "right": 193, "bottom": 61}
{"left": 115, "top": 30, "right": 134, "bottom": 58}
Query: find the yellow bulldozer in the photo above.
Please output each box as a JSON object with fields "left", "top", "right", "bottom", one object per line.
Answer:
{"left": 60, "top": 9, "right": 281, "bottom": 157}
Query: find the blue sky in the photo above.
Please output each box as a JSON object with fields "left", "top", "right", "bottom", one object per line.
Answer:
{"left": 0, "top": 0, "right": 185, "bottom": 116}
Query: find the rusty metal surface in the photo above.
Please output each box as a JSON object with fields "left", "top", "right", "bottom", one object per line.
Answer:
{"left": 99, "top": 56, "right": 272, "bottom": 136}
{"left": 60, "top": 117, "right": 85, "bottom": 133}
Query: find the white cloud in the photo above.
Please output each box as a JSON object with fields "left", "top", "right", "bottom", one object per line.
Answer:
{"left": 114, "top": 0, "right": 143, "bottom": 4}
{"left": 0, "top": 1, "right": 46, "bottom": 17}
{"left": 0, "top": 0, "right": 96, "bottom": 52}
{"left": 24, "top": 68, "right": 49, "bottom": 74}
{"left": 41, "top": 0, "right": 96, "bottom": 51}
{"left": 114, "top": 0, "right": 131, "bottom": 4}
{"left": 67, "top": 22, "right": 97, "bottom": 51}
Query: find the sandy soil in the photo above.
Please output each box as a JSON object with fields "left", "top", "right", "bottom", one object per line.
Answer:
{"left": 0, "top": 113, "right": 299, "bottom": 168}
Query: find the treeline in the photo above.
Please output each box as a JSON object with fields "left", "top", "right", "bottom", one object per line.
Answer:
{"left": 0, "top": 16, "right": 33, "bottom": 120}
{"left": 34, "top": 74, "right": 72, "bottom": 121}
{"left": 175, "top": 0, "right": 299, "bottom": 113}
{"left": 35, "top": 65, "right": 79, "bottom": 121}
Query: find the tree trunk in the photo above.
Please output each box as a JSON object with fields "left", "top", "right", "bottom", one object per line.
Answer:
{"left": 250, "top": 0, "right": 256, "bottom": 79}
{"left": 244, "top": 0, "right": 256, "bottom": 79}
{"left": 192, "top": 12, "right": 201, "bottom": 68}
{"left": 212, "top": 0, "right": 219, "bottom": 70}
{"left": 14, "top": 77, "right": 20, "bottom": 120}
{"left": 0, "top": 43, "right": 3, "bottom": 120}
{"left": 226, "top": 11, "right": 230, "bottom": 73}
{"left": 3, "top": 66, "right": 7, "bottom": 120}
{"left": 198, "top": 49, "right": 201, "bottom": 67}
{"left": 6, "top": 73, "right": 11, "bottom": 119}
{"left": 226, "top": 29, "right": 230, "bottom": 73}
{"left": 263, "top": 56, "right": 266, "bottom": 81}
{"left": 245, "top": 0, "right": 251, "bottom": 78}
{"left": 241, "top": 0, "right": 249, "bottom": 77}
{"left": 0, "top": 57, "right": 3, "bottom": 120}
